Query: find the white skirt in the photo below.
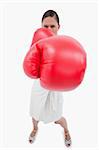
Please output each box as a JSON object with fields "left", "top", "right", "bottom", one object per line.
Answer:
{"left": 29, "top": 79, "right": 64, "bottom": 123}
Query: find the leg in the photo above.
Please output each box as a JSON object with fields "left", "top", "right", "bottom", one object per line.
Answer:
{"left": 32, "top": 117, "right": 39, "bottom": 130}
{"left": 55, "top": 117, "right": 68, "bottom": 131}
{"left": 54, "top": 117, "right": 71, "bottom": 147}
{"left": 29, "top": 117, "right": 39, "bottom": 143}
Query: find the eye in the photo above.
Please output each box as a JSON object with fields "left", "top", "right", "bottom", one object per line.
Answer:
{"left": 44, "top": 25, "right": 48, "bottom": 28}
{"left": 51, "top": 25, "right": 55, "bottom": 28}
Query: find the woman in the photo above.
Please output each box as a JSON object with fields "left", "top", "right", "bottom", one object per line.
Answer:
{"left": 29, "top": 10, "right": 72, "bottom": 147}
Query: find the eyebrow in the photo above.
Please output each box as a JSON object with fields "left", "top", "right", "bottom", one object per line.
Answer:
{"left": 44, "top": 25, "right": 55, "bottom": 28}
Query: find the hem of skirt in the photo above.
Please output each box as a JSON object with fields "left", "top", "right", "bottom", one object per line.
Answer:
{"left": 42, "top": 115, "right": 62, "bottom": 124}
{"left": 30, "top": 114, "right": 62, "bottom": 124}
{"left": 29, "top": 114, "right": 39, "bottom": 122}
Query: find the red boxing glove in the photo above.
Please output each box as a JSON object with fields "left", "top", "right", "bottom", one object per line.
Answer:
{"left": 23, "top": 28, "right": 55, "bottom": 78}
{"left": 30, "top": 28, "right": 55, "bottom": 47}
{"left": 23, "top": 28, "right": 87, "bottom": 91}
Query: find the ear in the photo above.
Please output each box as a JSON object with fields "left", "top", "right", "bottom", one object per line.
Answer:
{"left": 58, "top": 24, "right": 60, "bottom": 29}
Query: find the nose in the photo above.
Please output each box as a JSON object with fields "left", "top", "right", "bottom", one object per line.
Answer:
{"left": 48, "top": 26, "right": 52, "bottom": 30}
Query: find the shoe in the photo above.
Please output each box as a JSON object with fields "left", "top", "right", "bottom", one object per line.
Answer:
{"left": 29, "top": 128, "right": 38, "bottom": 144}
{"left": 64, "top": 130, "right": 72, "bottom": 147}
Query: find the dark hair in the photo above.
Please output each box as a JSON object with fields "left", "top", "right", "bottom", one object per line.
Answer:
{"left": 42, "top": 10, "right": 59, "bottom": 25}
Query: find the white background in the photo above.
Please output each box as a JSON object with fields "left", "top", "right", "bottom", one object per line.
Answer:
{"left": 0, "top": 1, "right": 98, "bottom": 150}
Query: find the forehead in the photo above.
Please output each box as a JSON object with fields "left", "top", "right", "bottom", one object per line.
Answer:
{"left": 42, "top": 16, "right": 58, "bottom": 25}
